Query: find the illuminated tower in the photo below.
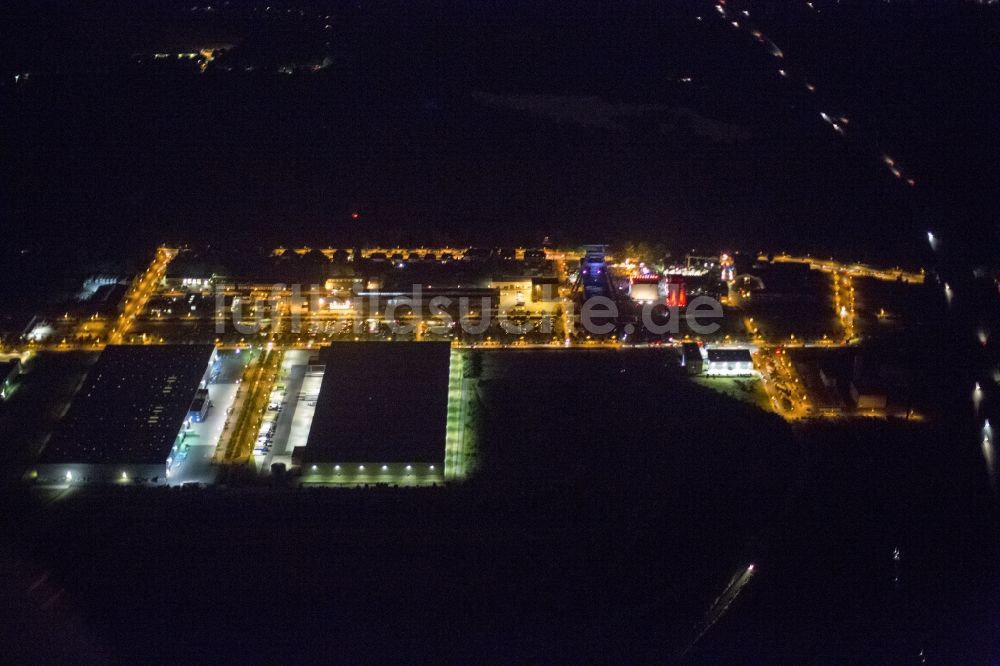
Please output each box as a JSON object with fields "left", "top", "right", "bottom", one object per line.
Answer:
{"left": 577, "top": 244, "right": 614, "bottom": 300}
{"left": 720, "top": 253, "right": 735, "bottom": 282}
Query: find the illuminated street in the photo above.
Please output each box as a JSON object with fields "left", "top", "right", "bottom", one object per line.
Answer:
{"left": 9, "top": 243, "right": 931, "bottom": 431}
{"left": 108, "top": 247, "right": 176, "bottom": 345}
{"left": 215, "top": 348, "right": 284, "bottom": 466}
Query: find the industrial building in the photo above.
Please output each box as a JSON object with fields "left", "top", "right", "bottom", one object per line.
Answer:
{"left": 578, "top": 244, "right": 614, "bottom": 300}
{"left": 296, "top": 342, "right": 452, "bottom": 483}
{"left": 705, "top": 348, "right": 755, "bottom": 376}
{"left": 680, "top": 342, "right": 705, "bottom": 375}
{"left": 30, "top": 344, "right": 217, "bottom": 484}
{"left": 628, "top": 275, "right": 660, "bottom": 304}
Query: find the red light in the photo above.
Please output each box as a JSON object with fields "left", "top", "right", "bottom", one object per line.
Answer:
{"left": 351, "top": 212, "right": 360, "bottom": 220}
{"left": 664, "top": 279, "right": 687, "bottom": 308}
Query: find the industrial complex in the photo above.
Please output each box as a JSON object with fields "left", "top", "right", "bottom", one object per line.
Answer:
{"left": 4, "top": 243, "right": 928, "bottom": 488}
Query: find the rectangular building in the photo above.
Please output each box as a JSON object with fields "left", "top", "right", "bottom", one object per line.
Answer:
{"left": 705, "top": 348, "right": 755, "bottom": 376}
{"left": 299, "top": 342, "right": 452, "bottom": 482}
{"left": 629, "top": 276, "right": 661, "bottom": 304}
{"left": 31, "top": 344, "right": 216, "bottom": 484}
{"left": 680, "top": 342, "right": 705, "bottom": 375}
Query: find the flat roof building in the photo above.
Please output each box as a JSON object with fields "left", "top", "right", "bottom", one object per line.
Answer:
{"left": 680, "top": 342, "right": 705, "bottom": 375}
{"left": 298, "top": 342, "right": 452, "bottom": 483}
{"left": 705, "top": 348, "right": 755, "bottom": 376}
{"left": 629, "top": 277, "right": 661, "bottom": 304}
{"left": 32, "top": 344, "right": 216, "bottom": 484}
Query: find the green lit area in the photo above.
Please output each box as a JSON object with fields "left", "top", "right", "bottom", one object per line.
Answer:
{"left": 444, "top": 349, "right": 475, "bottom": 481}
{"left": 1, "top": 381, "right": 18, "bottom": 401}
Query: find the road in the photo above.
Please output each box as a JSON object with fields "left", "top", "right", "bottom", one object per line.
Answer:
{"left": 765, "top": 254, "right": 924, "bottom": 285}
{"left": 754, "top": 347, "right": 811, "bottom": 419}
{"left": 215, "top": 348, "right": 284, "bottom": 464}
{"left": 108, "top": 246, "right": 176, "bottom": 345}
{"left": 832, "top": 271, "right": 857, "bottom": 342}
{"left": 681, "top": 563, "right": 756, "bottom": 657}
{"left": 257, "top": 351, "right": 308, "bottom": 472}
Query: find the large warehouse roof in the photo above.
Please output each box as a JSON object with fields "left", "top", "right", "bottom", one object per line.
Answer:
{"left": 41, "top": 344, "right": 215, "bottom": 465}
{"left": 303, "top": 342, "right": 451, "bottom": 463}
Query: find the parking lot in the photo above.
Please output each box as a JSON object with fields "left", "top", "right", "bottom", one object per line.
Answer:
{"left": 167, "top": 351, "right": 250, "bottom": 485}
{"left": 253, "top": 350, "right": 311, "bottom": 472}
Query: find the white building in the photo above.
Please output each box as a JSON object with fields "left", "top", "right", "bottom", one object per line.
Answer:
{"left": 705, "top": 348, "right": 755, "bottom": 376}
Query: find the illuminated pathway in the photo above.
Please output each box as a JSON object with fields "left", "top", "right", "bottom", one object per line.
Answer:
{"left": 832, "top": 271, "right": 856, "bottom": 342}
{"left": 215, "top": 348, "right": 283, "bottom": 465}
{"left": 763, "top": 254, "right": 924, "bottom": 284}
{"left": 706, "top": 2, "right": 920, "bottom": 187}
{"left": 680, "top": 562, "right": 756, "bottom": 658}
{"left": 754, "top": 347, "right": 811, "bottom": 419}
{"left": 444, "top": 349, "right": 471, "bottom": 481}
{"left": 108, "top": 246, "right": 176, "bottom": 345}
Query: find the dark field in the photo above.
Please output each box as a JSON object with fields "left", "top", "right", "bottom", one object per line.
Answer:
{"left": 3, "top": 350, "right": 997, "bottom": 662}
{"left": 4, "top": 349, "right": 802, "bottom": 662}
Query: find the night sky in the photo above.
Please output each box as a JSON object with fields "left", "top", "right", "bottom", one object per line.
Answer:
{"left": 4, "top": 0, "right": 998, "bottom": 270}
